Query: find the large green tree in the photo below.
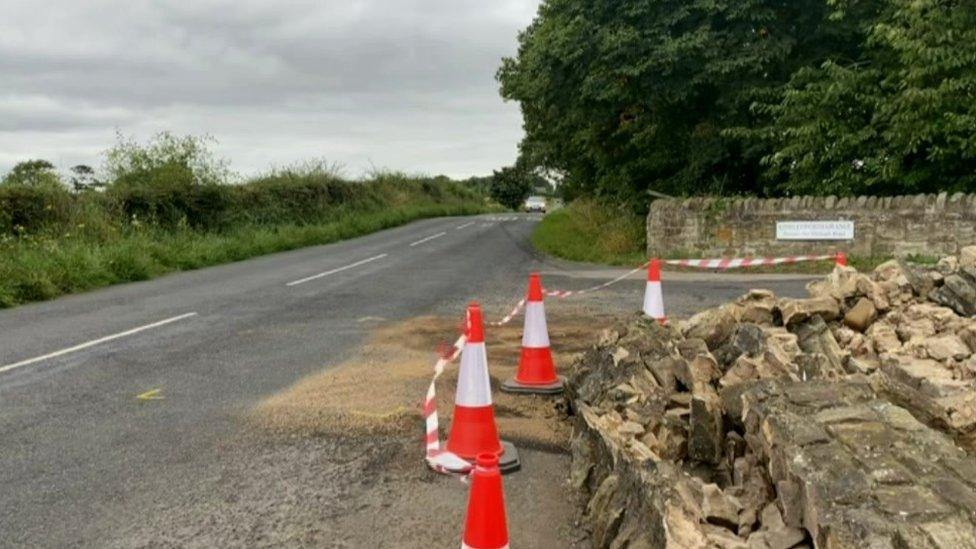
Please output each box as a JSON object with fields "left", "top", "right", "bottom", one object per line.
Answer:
{"left": 758, "top": 0, "right": 976, "bottom": 195}
{"left": 497, "top": 0, "right": 844, "bottom": 203}
{"left": 489, "top": 166, "right": 533, "bottom": 210}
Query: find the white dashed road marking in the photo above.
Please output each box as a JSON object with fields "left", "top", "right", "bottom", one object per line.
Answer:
{"left": 456, "top": 222, "right": 475, "bottom": 230}
{"left": 409, "top": 232, "right": 447, "bottom": 247}
{"left": 0, "top": 312, "right": 199, "bottom": 375}
{"left": 286, "top": 254, "right": 389, "bottom": 287}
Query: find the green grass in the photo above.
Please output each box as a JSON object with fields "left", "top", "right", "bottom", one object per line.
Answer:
{"left": 531, "top": 199, "right": 647, "bottom": 266}
{"left": 0, "top": 203, "right": 487, "bottom": 309}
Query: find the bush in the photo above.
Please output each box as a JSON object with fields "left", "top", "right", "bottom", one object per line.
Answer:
{"left": 0, "top": 183, "right": 74, "bottom": 235}
{"left": 531, "top": 199, "right": 646, "bottom": 265}
{"left": 110, "top": 182, "right": 235, "bottom": 229}
{"left": 241, "top": 163, "right": 368, "bottom": 225}
{"left": 105, "top": 132, "right": 235, "bottom": 228}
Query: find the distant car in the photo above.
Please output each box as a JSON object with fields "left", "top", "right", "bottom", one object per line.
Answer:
{"left": 524, "top": 196, "right": 547, "bottom": 213}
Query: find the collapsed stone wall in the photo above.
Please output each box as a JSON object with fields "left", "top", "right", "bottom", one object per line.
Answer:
{"left": 569, "top": 248, "right": 976, "bottom": 548}
{"left": 646, "top": 193, "right": 976, "bottom": 258}
{"left": 741, "top": 380, "right": 976, "bottom": 547}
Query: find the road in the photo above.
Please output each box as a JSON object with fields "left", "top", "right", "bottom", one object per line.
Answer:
{"left": 0, "top": 214, "right": 814, "bottom": 547}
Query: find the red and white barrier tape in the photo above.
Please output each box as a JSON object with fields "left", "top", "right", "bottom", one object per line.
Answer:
{"left": 543, "top": 261, "right": 651, "bottom": 298}
{"left": 486, "top": 262, "right": 651, "bottom": 326}
{"left": 423, "top": 261, "right": 651, "bottom": 476}
{"left": 488, "top": 298, "right": 526, "bottom": 327}
{"left": 424, "top": 334, "right": 472, "bottom": 476}
{"left": 664, "top": 254, "right": 836, "bottom": 270}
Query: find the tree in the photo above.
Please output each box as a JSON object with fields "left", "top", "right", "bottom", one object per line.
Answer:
{"left": 756, "top": 0, "right": 976, "bottom": 195}
{"left": 69, "top": 165, "right": 103, "bottom": 192}
{"left": 105, "top": 132, "right": 231, "bottom": 190}
{"left": 497, "top": 0, "right": 845, "bottom": 205}
{"left": 489, "top": 166, "right": 533, "bottom": 210}
{"left": 1, "top": 159, "right": 62, "bottom": 188}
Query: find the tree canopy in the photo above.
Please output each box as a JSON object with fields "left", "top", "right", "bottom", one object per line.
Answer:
{"left": 1, "top": 159, "right": 62, "bottom": 189}
{"left": 498, "top": 0, "right": 975, "bottom": 204}
{"left": 105, "top": 132, "right": 232, "bottom": 190}
{"left": 757, "top": 0, "right": 976, "bottom": 196}
{"left": 489, "top": 166, "right": 533, "bottom": 210}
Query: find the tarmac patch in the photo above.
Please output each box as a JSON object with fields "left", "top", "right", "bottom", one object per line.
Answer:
{"left": 253, "top": 308, "right": 619, "bottom": 451}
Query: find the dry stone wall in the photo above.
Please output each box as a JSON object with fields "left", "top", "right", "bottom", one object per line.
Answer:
{"left": 647, "top": 193, "right": 976, "bottom": 258}
{"left": 568, "top": 248, "right": 976, "bottom": 548}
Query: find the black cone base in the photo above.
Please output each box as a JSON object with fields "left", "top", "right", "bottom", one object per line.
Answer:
{"left": 500, "top": 376, "right": 566, "bottom": 395}
{"left": 430, "top": 440, "right": 521, "bottom": 475}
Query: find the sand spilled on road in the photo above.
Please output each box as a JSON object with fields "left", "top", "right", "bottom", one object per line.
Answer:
{"left": 254, "top": 308, "right": 617, "bottom": 451}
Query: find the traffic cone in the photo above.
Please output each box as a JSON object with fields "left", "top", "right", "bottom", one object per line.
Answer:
{"left": 502, "top": 273, "right": 565, "bottom": 395}
{"left": 642, "top": 259, "right": 666, "bottom": 324}
{"left": 445, "top": 302, "right": 520, "bottom": 473}
{"left": 835, "top": 251, "right": 848, "bottom": 268}
{"left": 461, "top": 453, "right": 510, "bottom": 549}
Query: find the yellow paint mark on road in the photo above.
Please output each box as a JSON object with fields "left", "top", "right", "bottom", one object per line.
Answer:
{"left": 136, "top": 388, "right": 164, "bottom": 401}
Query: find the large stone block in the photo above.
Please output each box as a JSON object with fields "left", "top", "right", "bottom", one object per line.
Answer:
{"left": 844, "top": 297, "right": 878, "bottom": 332}
{"left": 684, "top": 306, "right": 738, "bottom": 350}
{"left": 779, "top": 297, "right": 840, "bottom": 327}
{"left": 740, "top": 380, "right": 976, "bottom": 548}
{"left": 689, "top": 384, "right": 725, "bottom": 464}
{"left": 930, "top": 274, "right": 976, "bottom": 317}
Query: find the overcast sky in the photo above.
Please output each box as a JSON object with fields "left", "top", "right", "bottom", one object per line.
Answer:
{"left": 0, "top": 0, "right": 539, "bottom": 179}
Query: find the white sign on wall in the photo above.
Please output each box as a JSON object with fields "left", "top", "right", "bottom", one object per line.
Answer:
{"left": 776, "top": 221, "right": 854, "bottom": 241}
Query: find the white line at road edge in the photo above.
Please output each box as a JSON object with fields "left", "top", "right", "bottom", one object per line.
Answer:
{"left": 0, "top": 312, "right": 199, "bottom": 375}
{"left": 409, "top": 232, "right": 447, "bottom": 247}
{"left": 455, "top": 222, "right": 475, "bottom": 230}
{"left": 286, "top": 254, "right": 388, "bottom": 287}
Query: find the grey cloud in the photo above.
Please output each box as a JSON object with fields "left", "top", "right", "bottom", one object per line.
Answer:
{"left": 0, "top": 96, "right": 136, "bottom": 131}
{"left": 0, "top": 0, "right": 538, "bottom": 177}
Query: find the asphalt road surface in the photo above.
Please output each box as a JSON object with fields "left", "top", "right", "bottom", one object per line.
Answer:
{"left": 0, "top": 214, "right": 815, "bottom": 547}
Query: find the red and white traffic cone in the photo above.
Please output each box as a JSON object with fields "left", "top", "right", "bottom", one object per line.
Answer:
{"left": 445, "top": 302, "right": 520, "bottom": 473}
{"left": 502, "top": 273, "right": 565, "bottom": 395}
{"left": 461, "top": 453, "right": 510, "bottom": 549}
{"left": 835, "top": 251, "right": 848, "bottom": 268}
{"left": 642, "top": 259, "right": 666, "bottom": 324}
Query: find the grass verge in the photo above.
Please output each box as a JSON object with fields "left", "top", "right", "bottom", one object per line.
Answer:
{"left": 0, "top": 203, "right": 486, "bottom": 308}
{"left": 531, "top": 199, "right": 647, "bottom": 266}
